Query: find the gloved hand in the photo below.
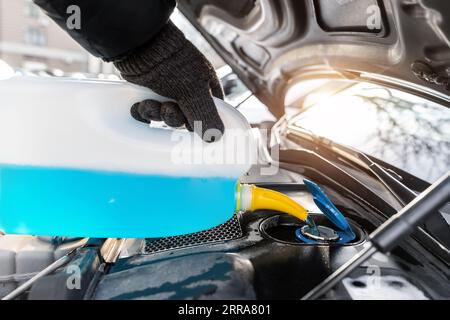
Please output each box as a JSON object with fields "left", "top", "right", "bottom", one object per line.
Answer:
{"left": 114, "top": 21, "right": 225, "bottom": 142}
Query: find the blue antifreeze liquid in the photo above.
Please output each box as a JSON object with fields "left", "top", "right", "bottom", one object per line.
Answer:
{"left": 0, "top": 164, "right": 237, "bottom": 238}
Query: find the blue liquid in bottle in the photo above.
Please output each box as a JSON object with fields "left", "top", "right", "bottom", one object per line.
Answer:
{"left": 0, "top": 164, "right": 237, "bottom": 238}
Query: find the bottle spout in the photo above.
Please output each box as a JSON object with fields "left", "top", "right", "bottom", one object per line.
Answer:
{"left": 237, "top": 184, "right": 309, "bottom": 222}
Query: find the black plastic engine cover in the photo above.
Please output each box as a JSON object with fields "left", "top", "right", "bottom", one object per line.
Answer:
{"left": 94, "top": 253, "right": 256, "bottom": 300}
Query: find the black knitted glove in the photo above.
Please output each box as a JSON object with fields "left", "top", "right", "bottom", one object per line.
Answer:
{"left": 114, "top": 21, "right": 224, "bottom": 142}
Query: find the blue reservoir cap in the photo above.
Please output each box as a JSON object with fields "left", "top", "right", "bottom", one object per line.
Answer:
{"left": 303, "top": 179, "right": 355, "bottom": 243}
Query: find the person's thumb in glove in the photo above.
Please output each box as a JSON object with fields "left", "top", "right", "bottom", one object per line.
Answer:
{"left": 114, "top": 21, "right": 225, "bottom": 142}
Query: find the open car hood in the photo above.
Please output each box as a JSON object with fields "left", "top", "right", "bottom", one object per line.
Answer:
{"left": 178, "top": 0, "right": 450, "bottom": 117}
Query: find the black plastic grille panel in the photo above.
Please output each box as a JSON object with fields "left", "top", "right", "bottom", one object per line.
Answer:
{"left": 143, "top": 216, "right": 242, "bottom": 254}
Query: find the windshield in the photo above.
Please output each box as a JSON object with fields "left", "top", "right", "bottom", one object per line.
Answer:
{"left": 290, "top": 82, "right": 450, "bottom": 184}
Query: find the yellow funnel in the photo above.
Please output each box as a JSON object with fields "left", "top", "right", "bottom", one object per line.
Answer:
{"left": 237, "top": 184, "right": 308, "bottom": 221}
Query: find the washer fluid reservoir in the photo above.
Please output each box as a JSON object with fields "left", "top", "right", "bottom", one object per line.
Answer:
{"left": 0, "top": 76, "right": 256, "bottom": 238}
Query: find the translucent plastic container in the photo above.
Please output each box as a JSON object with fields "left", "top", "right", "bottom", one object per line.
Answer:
{"left": 0, "top": 76, "right": 255, "bottom": 238}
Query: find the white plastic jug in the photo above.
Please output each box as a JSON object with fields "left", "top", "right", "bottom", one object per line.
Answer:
{"left": 0, "top": 76, "right": 256, "bottom": 238}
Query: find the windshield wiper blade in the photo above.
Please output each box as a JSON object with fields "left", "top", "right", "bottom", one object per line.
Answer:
{"left": 357, "top": 152, "right": 417, "bottom": 205}
{"left": 287, "top": 126, "right": 417, "bottom": 206}
{"left": 290, "top": 126, "right": 425, "bottom": 204}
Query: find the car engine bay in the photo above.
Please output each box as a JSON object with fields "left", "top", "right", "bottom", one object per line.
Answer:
{"left": 1, "top": 165, "right": 448, "bottom": 300}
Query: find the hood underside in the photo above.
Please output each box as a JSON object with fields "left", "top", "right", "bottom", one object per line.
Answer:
{"left": 178, "top": 0, "right": 450, "bottom": 117}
